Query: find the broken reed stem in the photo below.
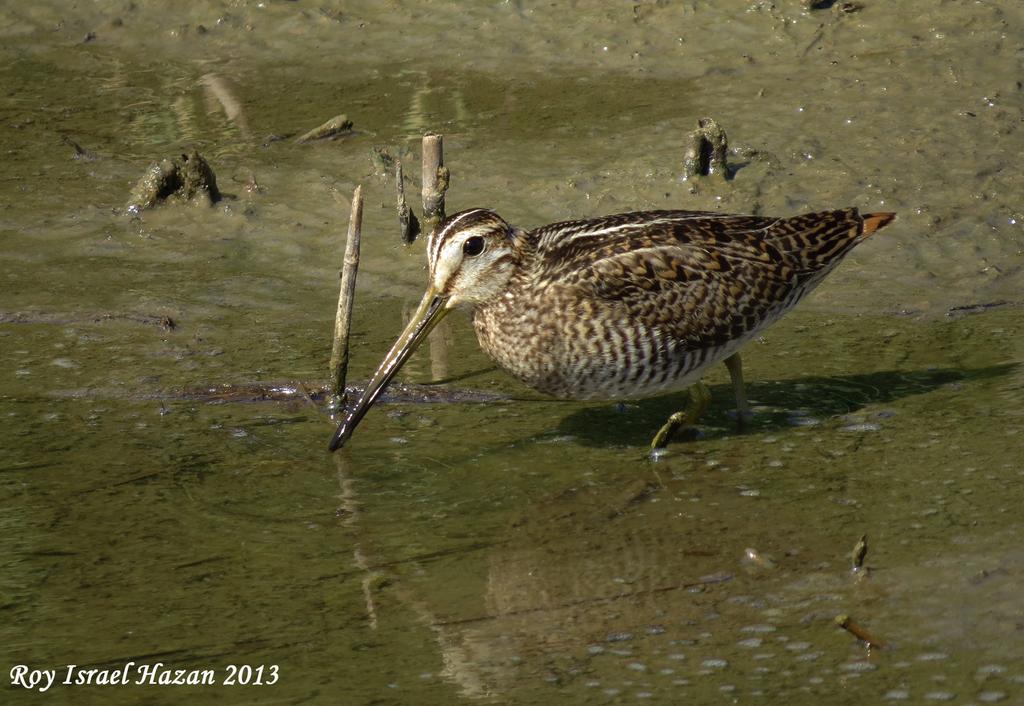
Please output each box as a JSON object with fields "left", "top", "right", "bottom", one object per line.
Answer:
{"left": 329, "top": 184, "right": 363, "bottom": 407}
{"left": 851, "top": 534, "right": 868, "bottom": 571}
{"left": 682, "top": 117, "right": 729, "bottom": 181}
{"left": 395, "top": 159, "right": 420, "bottom": 244}
{"left": 421, "top": 133, "right": 449, "bottom": 227}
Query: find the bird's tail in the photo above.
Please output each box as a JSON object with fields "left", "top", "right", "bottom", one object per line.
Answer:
{"left": 860, "top": 211, "right": 896, "bottom": 239}
{"left": 768, "top": 208, "right": 896, "bottom": 279}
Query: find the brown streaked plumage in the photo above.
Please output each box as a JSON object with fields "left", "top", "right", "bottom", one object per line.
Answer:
{"left": 329, "top": 207, "right": 895, "bottom": 450}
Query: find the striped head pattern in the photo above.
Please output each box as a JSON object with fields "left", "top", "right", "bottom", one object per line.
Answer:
{"left": 427, "top": 208, "right": 517, "bottom": 307}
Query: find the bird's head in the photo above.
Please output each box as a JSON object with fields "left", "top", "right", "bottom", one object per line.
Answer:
{"left": 425, "top": 208, "right": 518, "bottom": 307}
{"left": 329, "top": 208, "right": 516, "bottom": 450}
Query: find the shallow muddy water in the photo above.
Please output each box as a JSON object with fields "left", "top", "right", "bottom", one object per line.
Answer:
{"left": 2, "top": 1, "right": 1023, "bottom": 704}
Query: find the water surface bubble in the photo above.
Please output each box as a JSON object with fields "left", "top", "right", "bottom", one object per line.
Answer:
{"left": 742, "top": 624, "right": 777, "bottom": 633}
{"left": 649, "top": 447, "right": 669, "bottom": 462}
{"left": 839, "top": 422, "right": 881, "bottom": 432}
{"left": 977, "top": 664, "right": 1007, "bottom": 676}
{"left": 841, "top": 661, "right": 877, "bottom": 672}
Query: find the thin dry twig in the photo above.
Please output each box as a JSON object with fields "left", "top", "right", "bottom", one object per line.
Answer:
{"left": 329, "top": 185, "right": 363, "bottom": 406}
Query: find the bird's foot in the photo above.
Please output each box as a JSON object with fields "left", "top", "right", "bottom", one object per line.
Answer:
{"left": 649, "top": 381, "right": 711, "bottom": 449}
{"left": 727, "top": 408, "right": 755, "bottom": 431}
{"left": 650, "top": 411, "right": 693, "bottom": 449}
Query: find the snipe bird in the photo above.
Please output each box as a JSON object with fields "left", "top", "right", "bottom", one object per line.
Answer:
{"left": 329, "top": 207, "right": 895, "bottom": 451}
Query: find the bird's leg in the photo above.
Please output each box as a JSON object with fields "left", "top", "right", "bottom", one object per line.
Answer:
{"left": 723, "top": 352, "right": 753, "bottom": 429}
{"left": 650, "top": 381, "right": 712, "bottom": 449}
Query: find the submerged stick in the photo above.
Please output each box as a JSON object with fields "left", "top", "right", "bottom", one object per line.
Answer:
{"left": 835, "top": 614, "right": 886, "bottom": 650}
{"left": 421, "top": 133, "right": 449, "bottom": 227}
{"left": 395, "top": 159, "right": 420, "bottom": 244}
{"left": 295, "top": 114, "right": 353, "bottom": 144}
{"left": 329, "top": 185, "right": 363, "bottom": 408}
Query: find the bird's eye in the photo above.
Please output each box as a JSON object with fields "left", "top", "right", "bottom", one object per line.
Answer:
{"left": 462, "top": 236, "right": 485, "bottom": 257}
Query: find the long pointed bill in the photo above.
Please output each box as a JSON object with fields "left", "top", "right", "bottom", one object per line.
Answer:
{"left": 328, "top": 288, "right": 450, "bottom": 451}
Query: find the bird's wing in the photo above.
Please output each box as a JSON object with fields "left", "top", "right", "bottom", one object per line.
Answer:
{"left": 544, "top": 210, "right": 870, "bottom": 351}
{"left": 579, "top": 242, "right": 797, "bottom": 350}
